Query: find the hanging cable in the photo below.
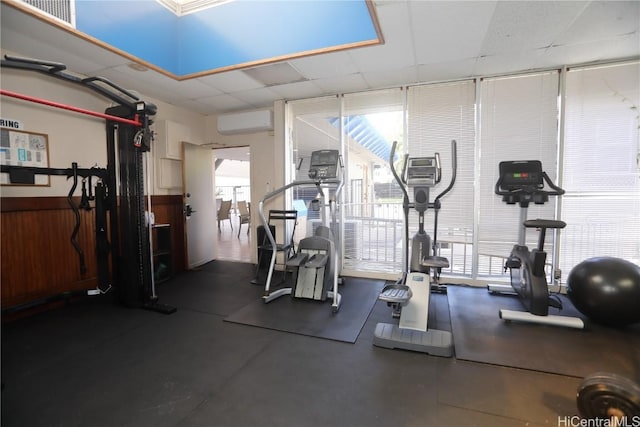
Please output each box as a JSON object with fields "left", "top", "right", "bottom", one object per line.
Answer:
{"left": 67, "top": 162, "right": 87, "bottom": 275}
{"left": 145, "top": 148, "right": 158, "bottom": 301}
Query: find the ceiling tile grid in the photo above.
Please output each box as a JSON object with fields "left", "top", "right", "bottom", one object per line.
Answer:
{"left": 1, "top": 0, "right": 639, "bottom": 115}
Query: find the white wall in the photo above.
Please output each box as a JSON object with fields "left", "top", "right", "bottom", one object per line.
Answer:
{"left": 1, "top": 53, "right": 286, "bottom": 265}
{"left": 0, "top": 55, "right": 207, "bottom": 197}
{"left": 204, "top": 101, "right": 285, "bottom": 221}
{"left": 0, "top": 66, "right": 110, "bottom": 196}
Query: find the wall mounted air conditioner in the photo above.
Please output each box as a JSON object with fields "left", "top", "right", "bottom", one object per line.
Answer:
{"left": 217, "top": 109, "right": 274, "bottom": 135}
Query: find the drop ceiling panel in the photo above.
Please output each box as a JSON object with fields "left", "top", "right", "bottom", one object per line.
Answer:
{"left": 94, "top": 67, "right": 180, "bottom": 101}
{"left": 362, "top": 66, "right": 419, "bottom": 88}
{"left": 171, "top": 98, "right": 237, "bottom": 115}
{"left": 161, "top": 77, "right": 223, "bottom": 100}
{"left": 480, "top": 1, "right": 589, "bottom": 55}
{"left": 231, "top": 87, "right": 281, "bottom": 107}
{"left": 411, "top": 1, "right": 497, "bottom": 64}
{"left": 198, "top": 71, "right": 265, "bottom": 93}
{"left": 1, "top": 4, "right": 130, "bottom": 72}
{"left": 1, "top": 27, "right": 125, "bottom": 76}
{"left": 417, "top": 58, "right": 477, "bottom": 83}
{"left": 2, "top": 0, "right": 638, "bottom": 118}
{"left": 313, "top": 73, "right": 370, "bottom": 94}
{"left": 193, "top": 93, "right": 250, "bottom": 112}
{"left": 348, "top": 1, "right": 415, "bottom": 72}
{"left": 289, "top": 51, "right": 359, "bottom": 80}
{"left": 267, "top": 80, "right": 324, "bottom": 100}
{"left": 97, "top": 65, "right": 223, "bottom": 105}
{"left": 535, "top": 35, "right": 640, "bottom": 70}
{"left": 474, "top": 49, "right": 546, "bottom": 76}
{"left": 554, "top": 1, "right": 640, "bottom": 46}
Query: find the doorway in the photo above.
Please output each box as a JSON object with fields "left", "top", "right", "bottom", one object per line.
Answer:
{"left": 213, "top": 146, "right": 252, "bottom": 263}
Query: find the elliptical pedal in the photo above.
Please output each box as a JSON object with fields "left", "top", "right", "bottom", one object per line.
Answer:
{"left": 379, "top": 284, "right": 412, "bottom": 304}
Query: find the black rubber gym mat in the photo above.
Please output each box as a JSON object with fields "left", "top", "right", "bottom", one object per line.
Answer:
{"left": 157, "top": 267, "right": 262, "bottom": 317}
{"left": 447, "top": 285, "right": 640, "bottom": 378}
{"left": 224, "top": 277, "right": 384, "bottom": 343}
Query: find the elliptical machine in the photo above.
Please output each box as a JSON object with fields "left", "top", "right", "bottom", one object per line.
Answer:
{"left": 373, "top": 140, "right": 456, "bottom": 356}
{"left": 488, "top": 160, "right": 583, "bottom": 329}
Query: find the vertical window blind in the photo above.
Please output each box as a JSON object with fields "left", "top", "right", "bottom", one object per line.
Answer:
{"left": 476, "top": 71, "right": 560, "bottom": 277}
{"left": 406, "top": 80, "right": 476, "bottom": 275}
{"left": 560, "top": 61, "right": 640, "bottom": 275}
{"left": 284, "top": 61, "right": 638, "bottom": 282}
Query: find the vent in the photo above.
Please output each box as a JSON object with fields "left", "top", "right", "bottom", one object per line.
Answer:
{"left": 243, "top": 62, "right": 307, "bottom": 87}
{"left": 155, "top": 0, "right": 234, "bottom": 16}
{"left": 21, "top": 0, "right": 73, "bottom": 25}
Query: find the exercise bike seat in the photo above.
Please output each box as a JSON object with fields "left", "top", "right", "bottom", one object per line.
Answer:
{"left": 304, "top": 254, "right": 329, "bottom": 268}
{"left": 524, "top": 219, "right": 566, "bottom": 229}
{"left": 421, "top": 256, "right": 449, "bottom": 269}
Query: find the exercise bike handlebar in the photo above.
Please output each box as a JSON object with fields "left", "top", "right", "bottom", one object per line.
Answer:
{"left": 494, "top": 170, "right": 565, "bottom": 197}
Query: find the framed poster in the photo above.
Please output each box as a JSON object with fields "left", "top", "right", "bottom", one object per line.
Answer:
{"left": 0, "top": 128, "right": 50, "bottom": 186}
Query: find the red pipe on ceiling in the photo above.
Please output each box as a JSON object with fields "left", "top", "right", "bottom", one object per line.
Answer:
{"left": 0, "top": 89, "right": 142, "bottom": 127}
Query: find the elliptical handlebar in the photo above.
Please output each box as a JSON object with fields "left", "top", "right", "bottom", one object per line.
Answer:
{"left": 434, "top": 140, "right": 457, "bottom": 203}
{"left": 389, "top": 140, "right": 458, "bottom": 203}
{"left": 389, "top": 141, "right": 410, "bottom": 202}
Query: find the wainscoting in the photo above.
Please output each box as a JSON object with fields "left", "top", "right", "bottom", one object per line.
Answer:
{"left": 1, "top": 195, "right": 185, "bottom": 312}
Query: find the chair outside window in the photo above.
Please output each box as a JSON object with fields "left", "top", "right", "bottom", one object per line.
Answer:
{"left": 217, "top": 200, "right": 233, "bottom": 232}
{"left": 237, "top": 200, "right": 251, "bottom": 237}
{"left": 255, "top": 210, "right": 298, "bottom": 285}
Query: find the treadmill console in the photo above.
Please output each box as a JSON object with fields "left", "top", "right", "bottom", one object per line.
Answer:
{"left": 308, "top": 150, "right": 340, "bottom": 180}
{"left": 406, "top": 156, "right": 441, "bottom": 187}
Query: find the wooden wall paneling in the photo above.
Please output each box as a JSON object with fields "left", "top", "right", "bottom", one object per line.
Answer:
{"left": 1, "top": 195, "right": 185, "bottom": 311}
{"left": 1, "top": 197, "right": 99, "bottom": 309}
{"left": 150, "top": 195, "right": 186, "bottom": 274}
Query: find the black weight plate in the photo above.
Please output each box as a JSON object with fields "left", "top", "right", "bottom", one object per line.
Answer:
{"left": 577, "top": 372, "right": 640, "bottom": 419}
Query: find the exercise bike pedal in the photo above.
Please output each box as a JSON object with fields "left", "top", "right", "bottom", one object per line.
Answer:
{"left": 548, "top": 295, "right": 563, "bottom": 310}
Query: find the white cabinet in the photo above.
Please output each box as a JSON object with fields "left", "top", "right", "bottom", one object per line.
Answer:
{"left": 157, "top": 158, "right": 182, "bottom": 189}
{"left": 154, "top": 119, "right": 190, "bottom": 160}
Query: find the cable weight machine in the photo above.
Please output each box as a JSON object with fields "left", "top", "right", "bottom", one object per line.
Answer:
{"left": 1, "top": 56, "right": 175, "bottom": 314}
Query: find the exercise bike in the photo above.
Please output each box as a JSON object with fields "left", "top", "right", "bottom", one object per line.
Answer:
{"left": 488, "top": 160, "right": 583, "bottom": 329}
{"left": 373, "top": 140, "right": 456, "bottom": 356}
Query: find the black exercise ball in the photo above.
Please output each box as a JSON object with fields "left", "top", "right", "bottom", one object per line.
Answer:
{"left": 567, "top": 257, "right": 640, "bottom": 327}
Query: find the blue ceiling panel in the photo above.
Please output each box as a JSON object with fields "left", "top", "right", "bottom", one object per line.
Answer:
{"left": 74, "top": 0, "right": 381, "bottom": 78}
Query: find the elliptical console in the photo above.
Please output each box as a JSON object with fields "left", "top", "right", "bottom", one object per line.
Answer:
{"left": 308, "top": 150, "right": 340, "bottom": 180}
